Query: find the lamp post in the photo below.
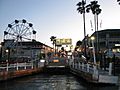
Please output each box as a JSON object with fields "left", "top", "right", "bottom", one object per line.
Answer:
{"left": 6, "top": 48, "right": 10, "bottom": 63}
{"left": 5, "top": 49, "right": 9, "bottom": 71}
{"left": 6, "top": 49, "right": 9, "bottom": 61}
{"left": 91, "top": 36, "right": 96, "bottom": 64}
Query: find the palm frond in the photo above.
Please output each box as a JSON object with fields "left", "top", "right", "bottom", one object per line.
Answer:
{"left": 76, "top": 2, "right": 82, "bottom": 6}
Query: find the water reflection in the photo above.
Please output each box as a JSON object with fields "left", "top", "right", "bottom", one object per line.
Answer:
{"left": 0, "top": 73, "right": 119, "bottom": 90}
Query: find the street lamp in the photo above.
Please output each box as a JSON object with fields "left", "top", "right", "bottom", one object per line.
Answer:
{"left": 5, "top": 48, "right": 10, "bottom": 63}
{"left": 91, "top": 36, "right": 96, "bottom": 64}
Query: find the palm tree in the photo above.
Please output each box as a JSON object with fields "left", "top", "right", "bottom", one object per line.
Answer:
{"left": 75, "top": 40, "right": 82, "bottom": 51}
{"left": 86, "top": 0, "right": 101, "bottom": 52}
{"left": 117, "top": 0, "right": 120, "bottom": 4}
{"left": 50, "top": 36, "right": 56, "bottom": 54}
{"left": 76, "top": 40, "right": 82, "bottom": 47}
{"left": 76, "top": 0, "right": 88, "bottom": 57}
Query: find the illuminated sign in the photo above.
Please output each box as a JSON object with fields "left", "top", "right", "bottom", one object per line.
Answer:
{"left": 56, "top": 38, "right": 72, "bottom": 45}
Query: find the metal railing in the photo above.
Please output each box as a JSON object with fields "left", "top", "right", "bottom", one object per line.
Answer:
{"left": 70, "top": 60, "right": 112, "bottom": 76}
{"left": 0, "top": 60, "right": 45, "bottom": 72}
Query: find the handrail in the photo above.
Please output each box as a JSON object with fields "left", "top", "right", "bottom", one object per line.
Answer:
{"left": 0, "top": 61, "right": 45, "bottom": 72}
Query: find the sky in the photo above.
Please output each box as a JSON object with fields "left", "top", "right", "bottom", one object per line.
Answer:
{"left": 0, "top": 0, "right": 120, "bottom": 47}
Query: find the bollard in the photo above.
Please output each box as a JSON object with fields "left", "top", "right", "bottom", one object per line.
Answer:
{"left": 109, "top": 62, "right": 112, "bottom": 75}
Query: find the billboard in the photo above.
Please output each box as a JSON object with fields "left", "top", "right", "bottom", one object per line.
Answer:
{"left": 56, "top": 38, "right": 72, "bottom": 45}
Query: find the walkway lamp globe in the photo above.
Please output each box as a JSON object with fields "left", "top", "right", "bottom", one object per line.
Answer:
{"left": 5, "top": 49, "right": 10, "bottom": 62}
{"left": 6, "top": 49, "right": 9, "bottom": 53}
{"left": 91, "top": 36, "right": 95, "bottom": 41}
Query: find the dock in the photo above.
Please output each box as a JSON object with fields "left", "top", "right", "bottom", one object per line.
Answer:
{"left": 69, "top": 61, "right": 119, "bottom": 85}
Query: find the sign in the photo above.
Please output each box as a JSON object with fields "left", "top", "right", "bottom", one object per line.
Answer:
{"left": 56, "top": 38, "right": 72, "bottom": 45}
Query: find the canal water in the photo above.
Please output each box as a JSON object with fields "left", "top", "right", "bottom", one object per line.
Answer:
{"left": 0, "top": 73, "right": 119, "bottom": 90}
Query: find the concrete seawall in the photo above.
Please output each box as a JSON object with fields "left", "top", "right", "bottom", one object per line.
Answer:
{"left": 0, "top": 68, "right": 43, "bottom": 81}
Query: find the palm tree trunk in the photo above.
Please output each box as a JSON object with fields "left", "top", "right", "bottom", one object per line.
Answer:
{"left": 96, "top": 14, "right": 99, "bottom": 52}
{"left": 94, "top": 14, "right": 98, "bottom": 53}
{"left": 83, "top": 12, "right": 87, "bottom": 57}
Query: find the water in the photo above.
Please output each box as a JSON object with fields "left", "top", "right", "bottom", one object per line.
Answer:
{"left": 0, "top": 73, "right": 119, "bottom": 90}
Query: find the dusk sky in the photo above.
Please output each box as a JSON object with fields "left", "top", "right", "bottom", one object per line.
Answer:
{"left": 0, "top": 0, "right": 120, "bottom": 47}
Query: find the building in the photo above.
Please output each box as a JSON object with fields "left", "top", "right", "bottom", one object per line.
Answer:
{"left": 89, "top": 29, "right": 120, "bottom": 52}
{"left": 0, "top": 39, "right": 53, "bottom": 62}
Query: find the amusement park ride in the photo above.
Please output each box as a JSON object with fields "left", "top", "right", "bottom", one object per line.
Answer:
{"left": 4, "top": 19, "right": 36, "bottom": 43}
{"left": 2, "top": 19, "right": 37, "bottom": 61}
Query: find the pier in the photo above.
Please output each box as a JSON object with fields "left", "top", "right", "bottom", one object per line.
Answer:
{"left": 69, "top": 61, "right": 118, "bottom": 85}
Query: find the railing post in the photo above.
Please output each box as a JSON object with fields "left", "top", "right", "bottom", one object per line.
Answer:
{"left": 6, "top": 62, "right": 8, "bottom": 71}
{"left": 38, "top": 61, "right": 39, "bottom": 68}
{"left": 87, "top": 63, "right": 90, "bottom": 72}
{"left": 93, "top": 65, "right": 96, "bottom": 74}
{"left": 16, "top": 62, "right": 18, "bottom": 71}
{"left": 24, "top": 62, "right": 26, "bottom": 70}
{"left": 78, "top": 62, "right": 81, "bottom": 69}
{"left": 82, "top": 63, "right": 84, "bottom": 70}
{"left": 109, "top": 62, "right": 112, "bottom": 75}
{"left": 93, "top": 65, "right": 98, "bottom": 75}
{"left": 31, "top": 61, "right": 33, "bottom": 69}
{"left": 75, "top": 63, "right": 77, "bottom": 69}
{"left": 72, "top": 62, "right": 74, "bottom": 68}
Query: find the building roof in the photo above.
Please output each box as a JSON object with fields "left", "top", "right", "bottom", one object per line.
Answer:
{"left": 91, "top": 29, "right": 120, "bottom": 38}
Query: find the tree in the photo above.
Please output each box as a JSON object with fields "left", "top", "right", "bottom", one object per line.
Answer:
{"left": 117, "top": 0, "right": 120, "bottom": 4}
{"left": 50, "top": 36, "right": 56, "bottom": 54}
{"left": 76, "top": 0, "right": 90, "bottom": 57}
{"left": 77, "top": 0, "right": 89, "bottom": 57}
{"left": 76, "top": 40, "right": 82, "bottom": 47}
{"left": 86, "top": 1, "right": 102, "bottom": 52}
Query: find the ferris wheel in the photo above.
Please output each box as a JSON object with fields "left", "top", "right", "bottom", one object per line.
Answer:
{"left": 3, "top": 19, "right": 37, "bottom": 58}
{"left": 4, "top": 19, "right": 36, "bottom": 42}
